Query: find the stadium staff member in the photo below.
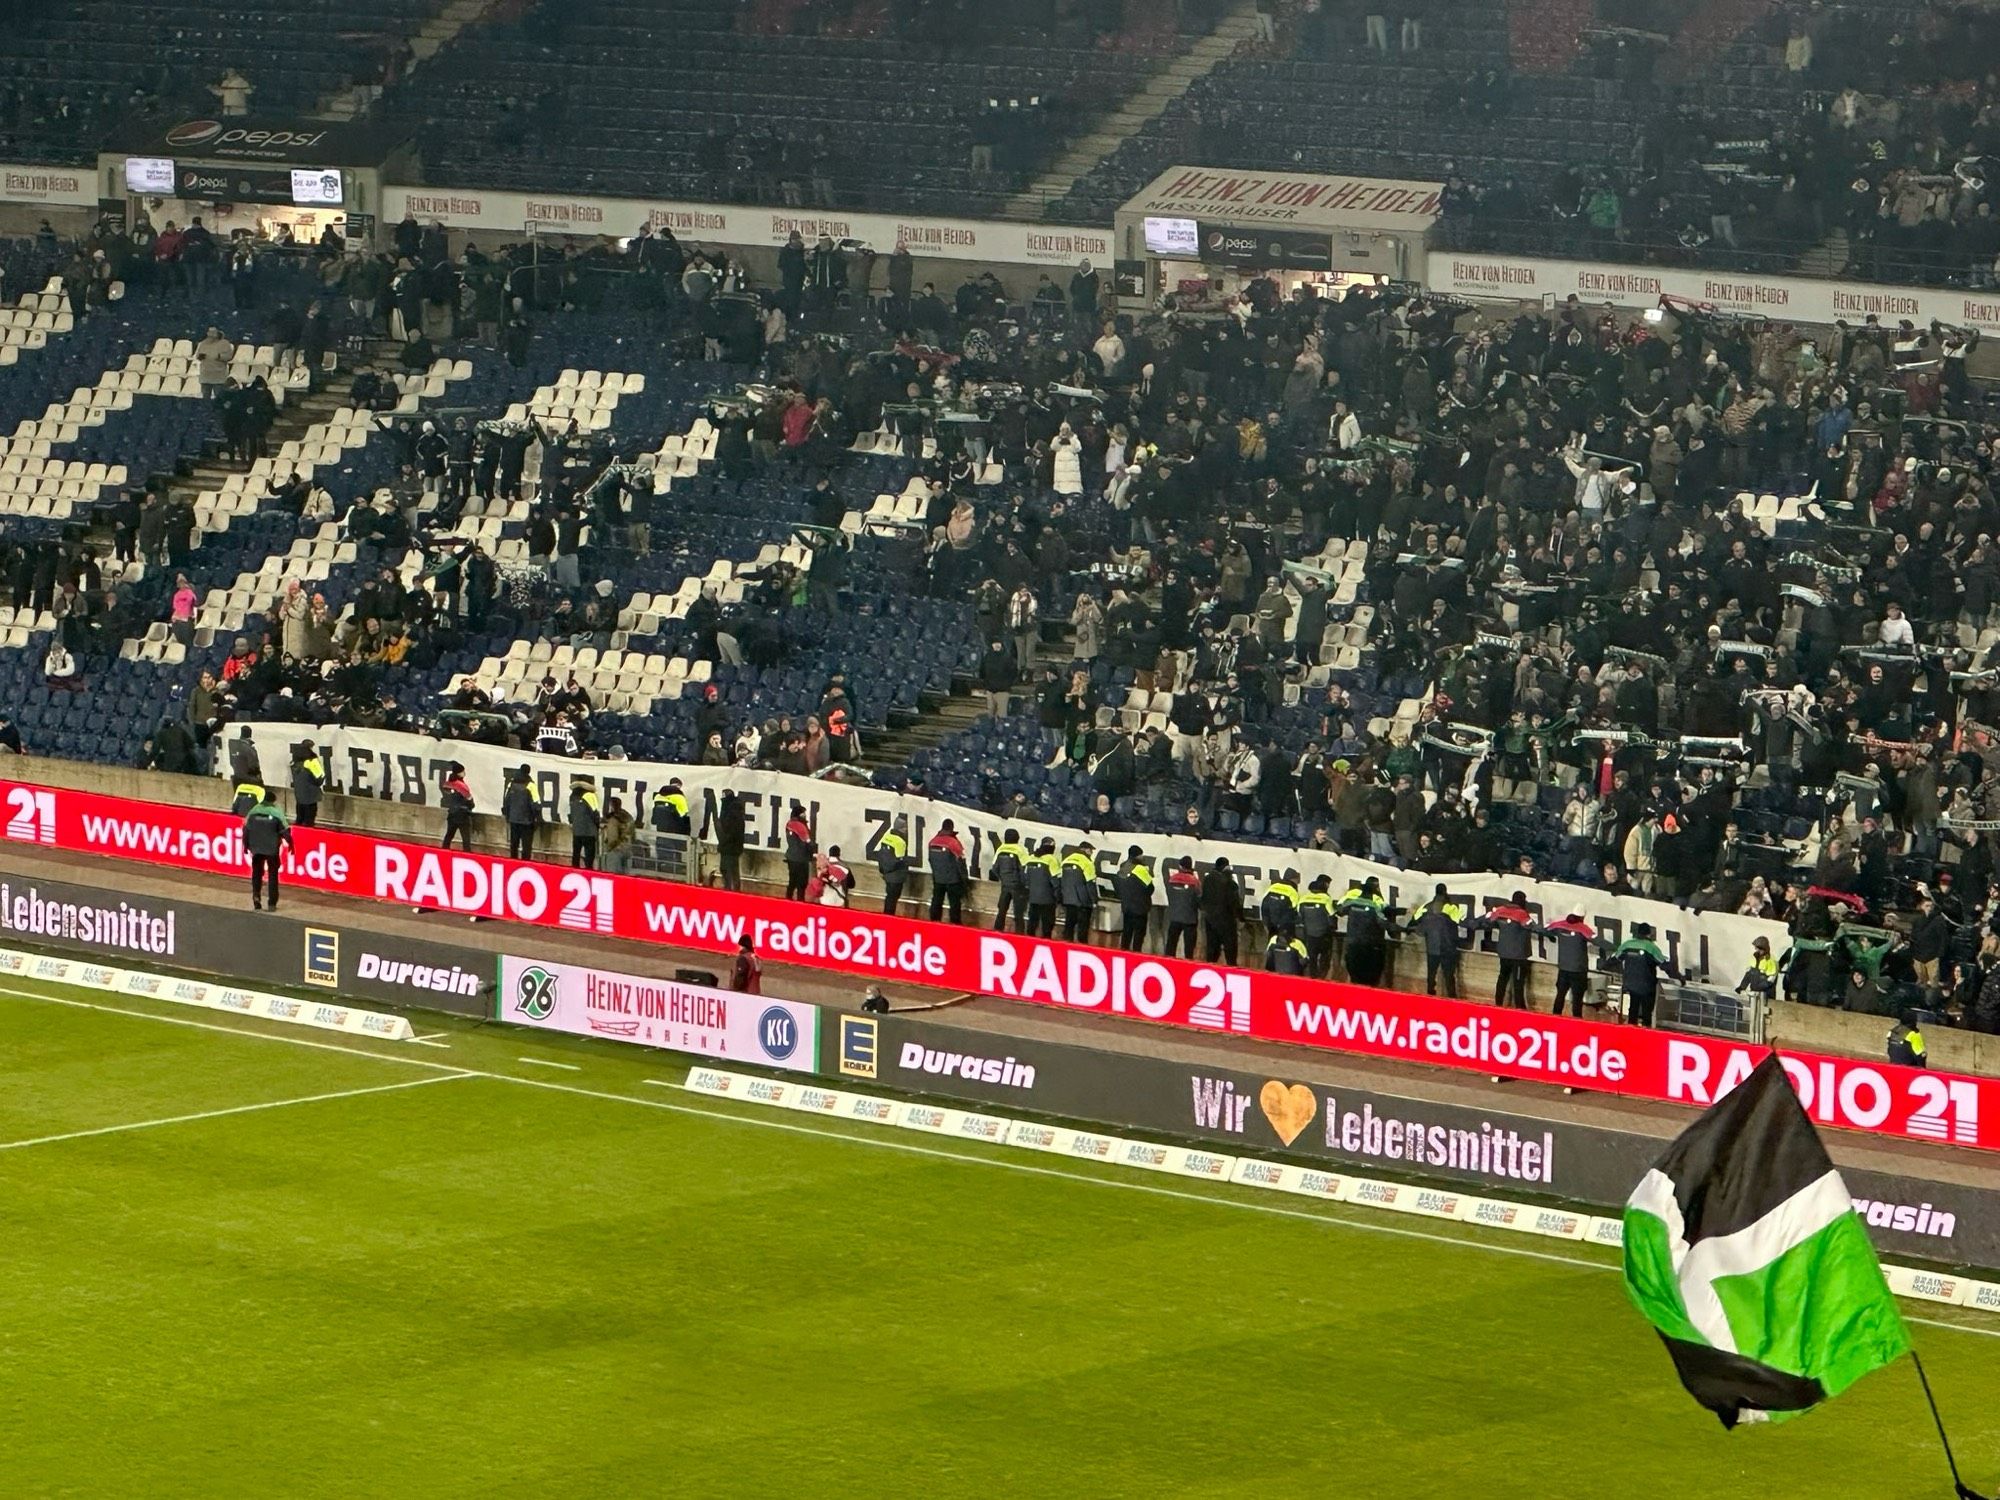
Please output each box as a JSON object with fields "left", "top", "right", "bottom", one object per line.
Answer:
{"left": 729, "top": 937, "right": 762, "bottom": 994}
{"left": 1163, "top": 856, "right": 1201, "bottom": 958}
{"left": 1023, "top": 837, "right": 1060, "bottom": 936}
{"left": 1410, "top": 884, "right": 1467, "bottom": 997}
{"left": 1606, "top": 922, "right": 1681, "bottom": 1026}
{"left": 1059, "top": 841, "right": 1098, "bottom": 942}
{"left": 242, "top": 787, "right": 293, "bottom": 911}
{"left": 1259, "top": 868, "right": 1301, "bottom": 943}
{"left": 1887, "top": 1017, "right": 1927, "bottom": 1068}
{"left": 711, "top": 788, "right": 746, "bottom": 892}
{"left": 1199, "top": 857, "right": 1242, "bottom": 965}
{"left": 927, "top": 819, "right": 968, "bottom": 923}
{"left": 1337, "top": 878, "right": 1391, "bottom": 985}
{"left": 1299, "top": 873, "right": 1336, "bottom": 978}
{"left": 1264, "top": 928, "right": 1309, "bottom": 975}
{"left": 441, "top": 761, "right": 475, "bottom": 851}
{"left": 1476, "top": 892, "right": 1537, "bottom": 1008}
{"left": 1115, "top": 846, "right": 1152, "bottom": 952}
{"left": 990, "top": 827, "right": 1029, "bottom": 933}
{"left": 650, "top": 777, "right": 691, "bottom": 835}
{"left": 568, "top": 776, "right": 602, "bottom": 868}
{"left": 873, "top": 822, "right": 914, "bottom": 915}
{"left": 230, "top": 766, "right": 266, "bottom": 817}
{"left": 784, "top": 801, "right": 816, "bottom": 901}
{"left": 1541, "top": 912, "right": 1597, "bottom": 1016}
{"left": 502, "top": 764, "right": 541, "bottom": 861}
{"left": 289, "top": 739, "right": 324, "bottom": 827}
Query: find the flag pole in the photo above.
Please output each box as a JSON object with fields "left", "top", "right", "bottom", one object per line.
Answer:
{"left": 1913, "top": 1350, "right": 1988, "bottom": 1500}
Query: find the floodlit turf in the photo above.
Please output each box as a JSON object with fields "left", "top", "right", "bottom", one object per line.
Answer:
{"left": 4, "top": 981, "right": 2000, "bottom": 1499}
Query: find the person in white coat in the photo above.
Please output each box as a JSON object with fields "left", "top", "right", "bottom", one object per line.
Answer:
{"left": 1051, "top": 422, "right": 1084, "bottom": 497}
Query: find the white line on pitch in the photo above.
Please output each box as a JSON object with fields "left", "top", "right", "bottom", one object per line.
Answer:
{"left": 11, "top": 984, "right": 1996, "bottom": 1346}
{"left": 1, "top": 988, "right": 464, "bottom": 1072}
{"left": 0, "top": 1073, "right": 472, "bottom": 1154}
{"left": 410, "top": 1034, "right": 452, "bottom": 1048}
{"left": 515, "top": 1056, "right": 581, "bottom": 1071}
{"left": 485, "top": 1069, "right": 2000, "bottom": 1345}
{"left": 640, "top": 1079, "right": 678, "bottom": 1089}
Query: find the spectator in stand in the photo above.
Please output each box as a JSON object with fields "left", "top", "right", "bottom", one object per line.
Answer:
{"left": 195, "top": 327, "right": 233, "bottom": 401}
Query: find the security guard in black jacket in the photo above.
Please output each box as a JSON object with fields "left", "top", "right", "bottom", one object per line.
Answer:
{"left": 1260, "top": 868, "right": 1301, "bottom": 942}
{"left": 1338, "top": 877, "right": 1391, "bottom": 985}
{"left": 1264, "top": 932, "right": 1309, "bottom": 975}
{"left": 990, "top": 828, "right": 1029, "bottom": 933}
{"left": 230, "top": 774, "right": 267, "bottom": 817}
{"left": 1200, "top": 857, "right": 1242, "bottom": 966}
{"left": 1604, "top": 922, "right": 1681, "bottom": 1026}
{"left": 873, "top": 824, "right": 915, "bottom": 916}
{"left": 1115, "top": 846, "right": 1153, "bottom": 952}
{"left": 1298, "top": 874, "right": 1337, "bottom": 978}
{"left": 1163, "top": 856, "right": 1202, "bottom": 958}
{"left": 650, "top": 778, "right": 691, "bottom": 834}
{"left": 1023, "top": 838, "right": 1060, "bottom": 936}
{"left": 1410, "top": 884, "right": 1468, "bottom": 998}
{"left": 1059, "top": 842, "right": 1099, "bottom": 943}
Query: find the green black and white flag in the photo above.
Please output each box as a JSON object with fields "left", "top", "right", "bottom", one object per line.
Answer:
{"left": 1623, "top": 1053, "right": 1911, "bottom": 1428}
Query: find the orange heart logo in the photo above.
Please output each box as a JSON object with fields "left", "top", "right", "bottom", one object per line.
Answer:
{"left": 1258, "top": 1080, "right": 1317, "bottom": 1146}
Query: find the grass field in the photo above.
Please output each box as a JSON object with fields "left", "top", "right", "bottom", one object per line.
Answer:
{"left": 5, "top": 977, "right": 2000, "bottom": 1499}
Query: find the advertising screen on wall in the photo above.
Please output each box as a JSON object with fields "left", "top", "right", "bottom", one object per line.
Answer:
{"left": 124, "top": 156, "right": 175, "bottom": 194}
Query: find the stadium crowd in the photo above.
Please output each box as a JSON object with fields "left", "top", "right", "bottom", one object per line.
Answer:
{"left": 25, "top": 169, "right": 2000, "bottom": 1038}
{"left": 81, "top": 206, "right": 1999, "bottom": 1034}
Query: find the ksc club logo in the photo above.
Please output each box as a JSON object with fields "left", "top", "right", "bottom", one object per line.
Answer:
{"left": 758, "top": 1006, "right": 799, "bottom": 1061}
{"left": 516, "top": 965, "right": 558, "bottom": 1020}
{"left": 165, "top": 119, "right": 223, "bottom": 147}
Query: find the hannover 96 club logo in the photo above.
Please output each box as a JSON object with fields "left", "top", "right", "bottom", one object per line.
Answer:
{"left": 517, "top": 965, "right": 558, "bottom": 1020}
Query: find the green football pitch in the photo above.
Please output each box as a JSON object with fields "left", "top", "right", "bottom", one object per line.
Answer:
{"left": 5, "top": 976, "right": 2000, "bottom": 1500}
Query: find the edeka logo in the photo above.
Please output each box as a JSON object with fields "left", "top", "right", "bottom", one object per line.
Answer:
{"left": 303, "top": 928, "right": 339, "bottom": 988}
{"left": 758, "top": 1006, "right": 800, "bottom": 1062}
{"left": 838, "top": 1014, "right": 879, "bottom": 1079}
{"left": 166, "top": 119, "right": 223, "bottom": 146}
{"left": 516, "top": 964, "right": 558, "bottom": 1021}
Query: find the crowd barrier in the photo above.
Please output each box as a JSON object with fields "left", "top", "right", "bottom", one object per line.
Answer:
{"left": 7, "top": 775, "right": 1994, "bottom": 1154}
{"left": 231, "top": 724, "right": 1787, "bottom": 985}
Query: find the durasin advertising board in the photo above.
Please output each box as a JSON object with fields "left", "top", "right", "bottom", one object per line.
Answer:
{"left": 828, "top": 1012, "right": 2000, "bottom": 1268}
{"left": 0, "top": 868, "right": 490, "bottom": 1017}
